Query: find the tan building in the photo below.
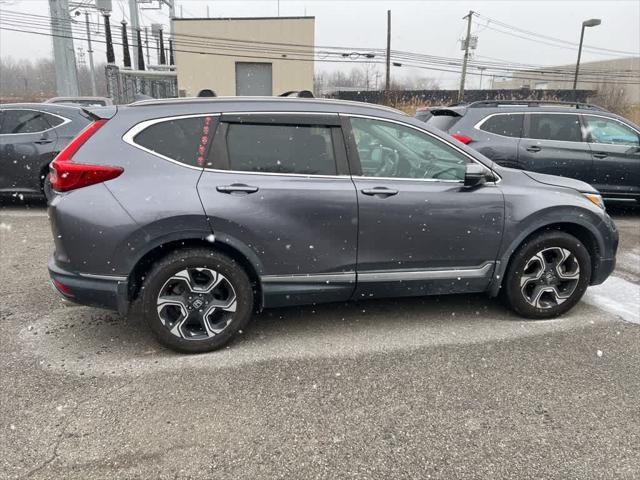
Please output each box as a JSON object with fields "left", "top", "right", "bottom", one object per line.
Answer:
{"left": 173, "top": 16, "right": 315, "bottom": 97}
{"left": 493, "top": 57, "right": 640, "bottom": 105}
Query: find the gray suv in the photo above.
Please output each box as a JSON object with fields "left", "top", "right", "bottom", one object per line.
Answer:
{"left": 48, "top": 97, "right": 618, "bottom": 353}
{"left": 422, "top": 101, "right": 640, "bottom": 204}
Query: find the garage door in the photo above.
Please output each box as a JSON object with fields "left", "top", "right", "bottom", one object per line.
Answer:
{"left": 235, "top": 62, "right": 273, "bottom": 96}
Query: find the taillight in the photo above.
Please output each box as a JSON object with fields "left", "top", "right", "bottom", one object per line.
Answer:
{"left": 451, "top": 133, "right": 472, "bottom": 144}
{"left": 52, "top": 279, "right": 74, "bottom": 297}
{"left": 50, "top": 119, "right": 123, "bottom": 192}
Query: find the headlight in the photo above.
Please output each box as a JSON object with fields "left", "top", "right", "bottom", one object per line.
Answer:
{"left": 583, "top": 192, "right": 605, "bottom": 210}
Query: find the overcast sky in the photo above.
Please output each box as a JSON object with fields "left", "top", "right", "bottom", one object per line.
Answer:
{"left": 1, "top": 0, "right": 639, "bottom": 88}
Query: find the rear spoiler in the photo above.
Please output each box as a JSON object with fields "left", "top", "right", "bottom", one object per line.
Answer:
{"left": 81, "top": 105, "right": 118, "bottom": 121}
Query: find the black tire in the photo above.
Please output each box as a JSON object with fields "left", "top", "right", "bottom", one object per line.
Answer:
{"left": 141, "top": 248, "right": 254, "bottom": 353}
{"left": 503, "top": 231, "right": 592, "bottom": 319}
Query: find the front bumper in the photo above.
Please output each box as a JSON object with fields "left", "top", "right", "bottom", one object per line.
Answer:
{"left": 48, "top": 257, "right": 129, "bottom": 315}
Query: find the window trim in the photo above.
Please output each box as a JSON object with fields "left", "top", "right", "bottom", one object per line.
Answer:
{"left": 472, "top": 112, "right": 525, "bottom": 139}
{"left": 343, "top": 113, "right": 499, "bottom": 184}
{"left": 582, "top": 113, "right": 640, "bottom": 146}
{"left": 0, "top": 108, "right": 70, "bottom": 136}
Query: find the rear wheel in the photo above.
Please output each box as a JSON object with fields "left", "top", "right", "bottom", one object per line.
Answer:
{"left": 503, "top": 231, "right": 592, "bottom": 319}
{"left": 141, "top": 248, "right": 254, "bottom": 353}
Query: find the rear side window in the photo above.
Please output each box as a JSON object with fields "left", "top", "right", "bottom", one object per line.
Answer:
{"left": 479, "top": 113, "right": 524, "bottom": 137}
{"left": 225, "top": 123, "right": 337, "bottom": 175}
{"left": 526, "top": 114, "right": 583, "bottom": 142}
{"left": 133, "top": 116, "right": 214, "bottom": 167}
{"left": 426, "top": 113, "right": 461, "bottom": 132}
{"left": 0, "top": 109, "right": 60, "bottom": 134}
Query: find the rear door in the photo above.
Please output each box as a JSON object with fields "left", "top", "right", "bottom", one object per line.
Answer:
{"left": 0, "top": 108, "right": 61, "bottom": 193}
{"left": 518, "top": 112, "right": 593, "bottom": 183}
{"left": 344, "top": 115, "right": 504, "bottom": 299}
{"left": 197, "top": 113, "right": 358, "bottom": 307}
{"left": 583, "top": 114, "right": 640, "bottom": 200}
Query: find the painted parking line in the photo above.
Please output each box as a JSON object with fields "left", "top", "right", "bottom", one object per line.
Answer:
{"left": 583, "top": 276, "right": 640, "bottom": 325}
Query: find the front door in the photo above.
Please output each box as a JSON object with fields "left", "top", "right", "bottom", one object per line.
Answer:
{"left": 583, "top": 114, "right": 640, "bottom": 200}
{"left": 518, "top": 112, "right": 593, "bottom": 184}
{"left": 344, "top": 116, "right": 504, "bottom": 299}
{"left": 197, "top": 113, "right": 358, "bottom": 307}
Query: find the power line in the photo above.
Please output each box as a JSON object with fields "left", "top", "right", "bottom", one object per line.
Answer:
{"left": 475, "top": 12, "right": 639, "bottom": 56}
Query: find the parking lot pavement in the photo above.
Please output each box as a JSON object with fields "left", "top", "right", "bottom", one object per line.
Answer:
{"left": 1, "top": 202, "right": 639, "bottom": 480}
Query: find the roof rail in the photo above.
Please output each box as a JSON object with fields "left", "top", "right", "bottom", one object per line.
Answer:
{"left": 464, "top": 100, "right": 608, "bottom": 111}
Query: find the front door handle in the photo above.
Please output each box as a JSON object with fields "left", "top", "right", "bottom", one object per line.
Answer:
{"left": 216, "top": 183, "right": 259, "bottom": 194}
{"left": 361, "top": 187, "right": 399, "bottom": 198}
{"left": 593, "top": 152, "right": 608, "bottom": 159}
{"left": 35, "top": 138, "right": 54, "bottom": 144}
{"left": 525, "top": 145, "right": 541, "bottom": 153}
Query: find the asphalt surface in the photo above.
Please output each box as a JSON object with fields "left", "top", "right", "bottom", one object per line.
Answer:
{"left": 1, "top": 200, "right": 639, "bottom": 480}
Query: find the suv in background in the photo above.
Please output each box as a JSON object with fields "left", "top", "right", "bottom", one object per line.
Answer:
{"left": 0, "top": 104, "right": 91, "bottom": 200}
{"left": 421, "top": 101, "right": 640, "bottom": 204}
{"left": 48, "top": 97, "right": 618, "bottom": 353}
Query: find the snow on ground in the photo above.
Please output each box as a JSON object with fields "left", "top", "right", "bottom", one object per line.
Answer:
{"left": 583, "top": 276, "right": 640, "bottom": 325}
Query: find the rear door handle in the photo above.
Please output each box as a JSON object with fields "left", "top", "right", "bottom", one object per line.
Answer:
{"left": 35, "top": 138, "right": 54, "bottom": 144}
{"left": 593, "top": 152, "right": 608, "bottom": 159}
{"left": 525, "top": 145, "right": 541, "bottom": 153}
{"left": 361, "top": 187, "right": 399, "bottom": 198}
{"left": 216, "top": 183, "right": 259, "bottom": 194}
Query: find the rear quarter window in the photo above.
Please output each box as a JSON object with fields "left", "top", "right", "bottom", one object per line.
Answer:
{"left": 133, "top": 116, "right": 215, "bottom": 167}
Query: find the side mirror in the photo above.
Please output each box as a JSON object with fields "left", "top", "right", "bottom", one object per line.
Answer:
{"left": 464, "top": 163, "right": 489, "bottom": 188}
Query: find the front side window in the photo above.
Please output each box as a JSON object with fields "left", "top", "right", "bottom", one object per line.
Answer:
{"left": 133, "top": 116, "right": 214, "bottom": 167}
{"left": 526, "top": 114, "right": 583, "bottom": 142}
{"left": 0, "top": 109, "right": 53, "bottom": 134}
{"left": 225, "top": 123, "right": 337, "bottom": 175}
{"left": 479, "top": 113, "right": 524, "bottom": 137}
{"left": 350, "top": 117, "right": 469, "bottom": 181}
{"left": 584, "top": 115, "right": 639, "bottom": 146}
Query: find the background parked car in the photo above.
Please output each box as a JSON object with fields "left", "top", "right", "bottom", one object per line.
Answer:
{"left": 419, "top": 101, "right": 640, "bottom": 204}
{"left": 0, "top": 103, "right": 91, "bottom": 199}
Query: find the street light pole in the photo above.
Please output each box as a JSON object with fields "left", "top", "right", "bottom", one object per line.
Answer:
{"left": 573, "top": 18, "right": 601, "bottom": 90}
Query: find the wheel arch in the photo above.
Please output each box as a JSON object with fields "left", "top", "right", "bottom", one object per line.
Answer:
{"left": 489, "top": 220, "right": 602, "bottom": 297}
{"left": 128, "top": 236, "right": 264, "bottom": 309}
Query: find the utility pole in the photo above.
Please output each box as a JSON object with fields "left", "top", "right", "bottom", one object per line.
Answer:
{"left": 478, "top": 66, "right": 486, "bottom": 90}
{"left": 48, "top": 0, "right": 80, "bottom": 96}
{"left": 84, "top": 11, "right": 97, "bottom": 95}
{"left": 128, "top": 0, "right": 140, "bottom": 73}
{"left": 457, "top": 10, "right": 474, "bottom": 103}
{"left": 145, "top": 26, "right": 151, "bottom": 66}
{"left": 385, "top": 10, "right": 391, "bottom": 100}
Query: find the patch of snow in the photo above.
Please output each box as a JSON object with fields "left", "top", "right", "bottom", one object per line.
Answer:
{"left": 583, "top": 276, "right": 640, "bottom": 325}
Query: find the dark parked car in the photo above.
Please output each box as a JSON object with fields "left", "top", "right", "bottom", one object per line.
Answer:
{"left": 421, "top": 101, "right": 640, "bottom": 204}
{"left": 0, "top": 103, "right": 91, "bottom": 199}
{"left": 48, "top": 97, "right": 618, "bottom": 353}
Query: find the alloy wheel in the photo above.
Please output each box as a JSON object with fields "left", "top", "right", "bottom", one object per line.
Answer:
{"left": 519, "top": 247, "right": 581, "bottom": 309}
{"left": 156, "top": 267, "right": 237, "bottom": 340}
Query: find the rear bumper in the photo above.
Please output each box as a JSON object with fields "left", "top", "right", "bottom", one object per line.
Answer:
{"left": 48, "top": 257, "right": 129, "bottom": 315}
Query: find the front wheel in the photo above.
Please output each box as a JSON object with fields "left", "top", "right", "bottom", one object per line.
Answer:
{"left": 141, "top": 248, "right": 254, "bottom": 353}
{"left": 503, "top": 231, "right": 592, "bottom": 319}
